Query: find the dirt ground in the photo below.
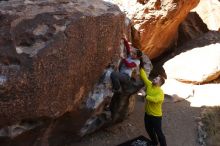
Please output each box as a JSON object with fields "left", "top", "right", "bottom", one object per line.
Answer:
{"left": 73, "top": 95, "right": 201, "bottom": 146}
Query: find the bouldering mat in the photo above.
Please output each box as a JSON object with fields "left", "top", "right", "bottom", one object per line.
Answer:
{"left": 117, "top": 135, "right": 152, "bottom": 146}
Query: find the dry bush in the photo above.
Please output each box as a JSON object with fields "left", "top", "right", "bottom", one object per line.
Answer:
{"left": 201, "top": 107, "right": 220, "bottom": 146}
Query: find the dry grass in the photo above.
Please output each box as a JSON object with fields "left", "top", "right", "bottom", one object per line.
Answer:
{"left": 201, "top": 107, "right": 220, "bottom": 146}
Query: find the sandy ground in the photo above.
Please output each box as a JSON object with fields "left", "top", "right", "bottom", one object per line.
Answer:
{"left": 73, "top": 96, "right": 201, "bottom": 146}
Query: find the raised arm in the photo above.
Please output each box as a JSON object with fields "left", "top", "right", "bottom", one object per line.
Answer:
{"left": 140, "top": 68, "right": 152, "bottom": 88}
{"left": 122, "top": 38, "right": 131, "bottom": 56}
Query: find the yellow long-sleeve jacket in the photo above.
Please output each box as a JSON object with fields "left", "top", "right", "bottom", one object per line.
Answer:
{"left": 140, "top": 68, "right": 164, "bottom": 117}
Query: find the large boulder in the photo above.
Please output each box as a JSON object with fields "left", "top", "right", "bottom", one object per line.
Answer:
{"left": 0, "top": 1, "right": 154, "bottom": 145}
{"left": 0, "top": 0, "right": 124, "bottom": 128}
{"left": 162, "top": 79, "right": 220, "bottom": 107}
{"left": 192, "top": 0, "right": 220, "bottom": 31}
{"left": 163, "top": 31, "right": 220, "bottom": 84}
{"left": 177, "top": 12, "right": 209, "bottom": 46}
{"left": 106, "top": 0, "right": 200, "bottom": 59}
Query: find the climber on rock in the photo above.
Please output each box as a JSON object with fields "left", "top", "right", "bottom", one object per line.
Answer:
{"left": 110, "top": 36, "right": 142, "bottom": 93}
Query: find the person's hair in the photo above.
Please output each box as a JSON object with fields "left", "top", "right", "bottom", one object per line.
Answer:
{"left": 136, "top": 49, "right": 143, "bottom": 58}
{"left": 158, "top": 75, "right": 165, "bottom": 86}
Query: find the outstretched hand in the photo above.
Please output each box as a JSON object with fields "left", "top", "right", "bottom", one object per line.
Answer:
{"left": 122, "top": 34, "right": 127, "bottom": 40}
{"left": 139, "top": 57, "right": 144, "bottom": 68}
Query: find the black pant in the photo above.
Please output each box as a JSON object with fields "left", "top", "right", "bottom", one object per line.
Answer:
{"left": 144, "top": 113, "right": 167, "bottom": 146}
{"left": 110, "top": 71, "right": 130, "bottom": 90}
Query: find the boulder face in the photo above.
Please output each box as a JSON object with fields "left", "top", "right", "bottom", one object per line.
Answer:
{"left": 107, "top": 0, "right": 200, "bottom": 59}
{"left": 163, "top": 31, "right": 220, "bottom": 84}
{"left": 0, "top": 0, "right": 124, "bottom": 127}
{"left": 192, "top": 0, "right": 220, "bottom": 31}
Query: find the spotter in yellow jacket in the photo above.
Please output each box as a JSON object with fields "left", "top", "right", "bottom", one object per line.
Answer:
{"left": 140, "top": 68, "right": 165, "bottom": 117}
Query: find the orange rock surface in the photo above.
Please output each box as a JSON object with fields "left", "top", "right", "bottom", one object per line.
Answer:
{"left": 130, "top": 0, "right": 200, "bottom": 59}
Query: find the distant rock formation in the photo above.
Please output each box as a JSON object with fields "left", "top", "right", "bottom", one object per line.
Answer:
{"left": 193, "top": 0, "right": 220, "bottom": 31}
